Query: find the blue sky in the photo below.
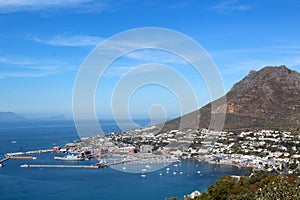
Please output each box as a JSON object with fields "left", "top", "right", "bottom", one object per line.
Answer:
{"left": 0, "top": 0, "right": 300, "bottom": 120}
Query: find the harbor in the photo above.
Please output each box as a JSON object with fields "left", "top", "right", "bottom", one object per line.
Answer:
{"left": 0, "top": 120, "right": 252, "bottom": 200}
{"left": 1, "top": 147, "right": 131, "bottom": 170}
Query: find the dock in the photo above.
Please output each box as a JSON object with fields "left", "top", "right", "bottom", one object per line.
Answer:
{"left": 19, "top": 160, "right": 128, "bottom": 169}
{"left": 21, "top": 164, "right": 101, "bottom": 169}
{"left": 1, "top": 149, "right": 52, "bottom": 165}
{"left": 0, "top": 157, "right": 9, "bottom": 164}
{"left": 6, "top": 149, "right": 52, "bottom": 156}
{"left": 4, "top": 149, "right": 129, "bottom": 169}
{"left": 9, "top": 156, "right": 36, "bottom": 160}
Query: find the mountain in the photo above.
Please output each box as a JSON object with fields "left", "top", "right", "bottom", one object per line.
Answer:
{"left": 0, "top": 112, "right": 27, "bottom": 121}
{"left": 0, "top": 112, "right": 67, "bottom": 122}
{"left": 162, "top": 65, "right": 300, "bottom": 131}
{"left": 36, "top": 114, "right": 67, "bottom": 120}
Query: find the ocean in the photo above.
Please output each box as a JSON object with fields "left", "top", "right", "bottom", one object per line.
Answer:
{"left": 0, "top": 120, "right": 248, "bottom": 200}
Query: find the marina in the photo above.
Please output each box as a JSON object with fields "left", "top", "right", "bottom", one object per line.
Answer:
{"left": 0, "top": 144, "right": 136, "bottom": 170}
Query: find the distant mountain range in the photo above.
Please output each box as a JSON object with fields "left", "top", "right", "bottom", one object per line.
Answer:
{"left": 36, "top": 114, "right": 67, "bottom": 121}
{"left": 0, "top": 112, "right": 27, "bottom": 121}
{"left": 162, "top": 65, "right": 300, "bottom": 131}
{"left": 0, "top": 112, "right": 67, "bottom": 121}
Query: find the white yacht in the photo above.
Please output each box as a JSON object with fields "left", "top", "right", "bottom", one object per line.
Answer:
{"left": 54, "top": 154, "right": 84, "bottom": 161}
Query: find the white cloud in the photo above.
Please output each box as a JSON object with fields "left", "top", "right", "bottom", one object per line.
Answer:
{"left": 0, "top": 0, "right": 111, "bottom": 14}
{"left": 210, "top": 46, "right": 300, "bottom": 74}
{"left": 0, "top": 56, "right": 36, "bottom": 65}
{"left": 0, "top": 67, "right": 56, "bottom": 78}
{"left": 99, "top": 63, "right": 171, "bottom": 78}
{"left": 212, "top": 0, "right": 251, "bottom": 13}
{"left": 124, "top": 50, "right": 187, "bottom": 65}
{"left": 0, "top": 56, "right": 75, "bottom": 78}
{"left": 31, "top": 35, "right": 104, "bottom": 47}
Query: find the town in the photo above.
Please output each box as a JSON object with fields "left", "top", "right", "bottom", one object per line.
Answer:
{"left": 68, "top": 126, "right": 300, "bottom": 174}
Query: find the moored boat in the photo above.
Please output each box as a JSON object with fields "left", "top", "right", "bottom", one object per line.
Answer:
{"left": 54, "top": 154, "right": 84, "bottom": 161}
{"left": 141, "top": 174, "right": 146, "bottom": 178}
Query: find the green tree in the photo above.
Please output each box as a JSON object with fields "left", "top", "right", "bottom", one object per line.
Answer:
{"left": 255, "top": 179, "right": 300, "bottom": 200}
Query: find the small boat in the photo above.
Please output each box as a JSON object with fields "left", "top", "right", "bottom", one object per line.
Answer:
{"left": 141, "top": 174, "right": 146, "bottom": 178}
{"left": 159, "top": 173, "right": 163, "bottom": 176}
{"left": 54, "top": 154, "right": 84, "bottom": 161}
{"left": 173, "top": 171, "right": 177, "bottom": 175}
{"left": 20, "top": 164, "right": 28, "bottom": 168}
{"left": 197, "top": 171, "right": 201, "bottom": 174}
{"left": 166, "top": 167, "right": 170, "bottom": 171}
{"left": 12, "top": 141, "right": 17, "bottom": 144}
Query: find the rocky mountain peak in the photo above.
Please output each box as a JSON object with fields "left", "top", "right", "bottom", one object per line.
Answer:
{"left": 162, "top": 65, "right": 300, "bottom": 132}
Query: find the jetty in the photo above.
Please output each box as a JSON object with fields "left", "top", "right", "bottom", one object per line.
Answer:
{"left": 1, "top": 149, "right": 53, "bottom": 166}
{"left": 21, "top": 164, "right": 101, "bottom": 169}
{"left": 0, "top": 157, "right": 9, "bottom": 164}
{"left": 9, "top": 156, "right": 36, "bottom": 160}
{"left": 6, "top": 149, "right": 52, "bottom": 156}
{"left": 4, "top": 148, "right": 130, "bottom": 169}
{"left": 19, "top": 160, "right": 128, "bottom": 169}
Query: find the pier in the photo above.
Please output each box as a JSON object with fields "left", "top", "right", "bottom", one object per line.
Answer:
{"left": 6, "top": 149, "right": 52, "bottom": 156}
{"left": 0, "top": 155, "right": 37, "bottom": 165}
{"left": 4, "top": 148, "right": 129, "bottom": 169}
{"left": 21, "top": 164, "right": 101, "bottom": 169}
{"left": 9, "top": 156, "right": 36, "bottom": 160}
{"left": 1, "top": 149, "right": 52, "bottom": 166}
{"left": 0, "top": 157, "right": 9, "bottom": 164}
{"left": 19, "top": 160, "right": 128, "bottom": 169}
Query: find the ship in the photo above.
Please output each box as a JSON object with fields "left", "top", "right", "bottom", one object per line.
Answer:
{"left": 54, "top": 154, "right": 84, "bottom": 161}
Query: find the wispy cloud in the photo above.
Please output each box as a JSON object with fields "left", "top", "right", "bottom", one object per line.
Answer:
{"left": 0, "top": 0, "right": 112, "bottom": 14}
{"left": 210, "top": 45, "right": 300, "bottom": 74}
{"left": 103, "top": 63, "right": 171, "bottom": 78}
{"left": 124, "top": 50, "right": 187, "bottom": 65}
{"left": 212, "top": 0, "right": 251, "bottom": 13}
{"left": 0, "top": 66, "right": 58, "bottom": 78}
{"left": 0, "top": 57, "right": 36, "bottom": 65}
{"left": 143, "top": 1, "right": 191, "bottom": 9}
{"left": 0, "top": 56, "right": 74, "bottom": 78}
{"left": 30, "top": 35, "right": 104, "bottom": 47}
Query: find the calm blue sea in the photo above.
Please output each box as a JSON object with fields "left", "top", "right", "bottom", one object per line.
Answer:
{"left": 0, "top": 120, "right": 248, "bottom": 200}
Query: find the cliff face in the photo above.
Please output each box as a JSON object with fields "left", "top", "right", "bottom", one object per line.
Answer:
{"left": 162, "top": 65, "right": 300, "bottom": 131}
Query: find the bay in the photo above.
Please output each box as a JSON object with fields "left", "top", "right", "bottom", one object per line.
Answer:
{"left": 0, "top": 120, "right": 248, "bottom": 200}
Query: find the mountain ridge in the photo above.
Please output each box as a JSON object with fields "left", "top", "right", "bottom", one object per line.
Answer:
{"left": 161, "top": 65, "right": 300, "bottom": 132}
{"left": 0, "top": 111, "right": 27, "bottom": 121}
{"left": 0, "top": 112, "right": 67, "bottom": 122}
